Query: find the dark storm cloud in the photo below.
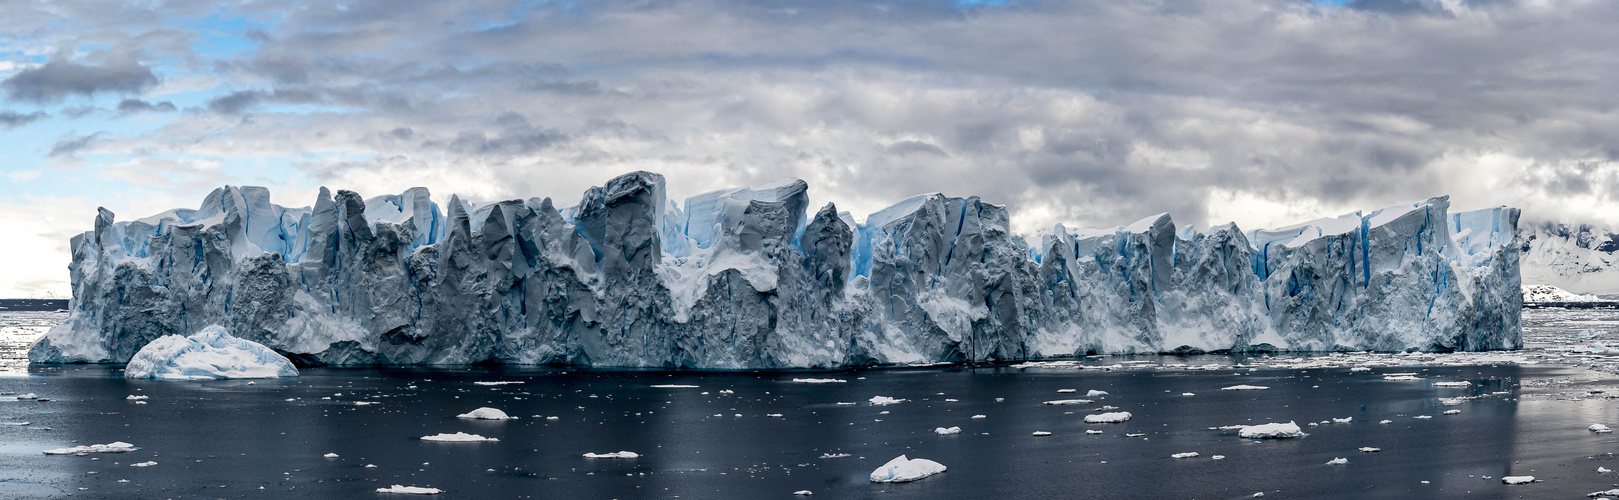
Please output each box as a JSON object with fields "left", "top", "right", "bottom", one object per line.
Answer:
{"left": 1, "top": 53, "right": 159, "bottom": 103}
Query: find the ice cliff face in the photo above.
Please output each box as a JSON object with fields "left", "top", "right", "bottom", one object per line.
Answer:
{"left": 1519, "top": 221, "right": 1619, "bottom": 297}
{"left": 30, "top": 172, "right": 1523, "bottom": 368}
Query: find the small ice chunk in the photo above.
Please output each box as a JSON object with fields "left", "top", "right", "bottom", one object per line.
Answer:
{"left": 376, "top": 485, "right": 443, "bottom": 495}
{"left": 15, "top": 393, "right": 38, "bottom": 399}
{"left": 1086, "top": 390, "right": 1109, "bottom": 397}
{"left": 1359, "top": 447, "right": 1381, "bottom": 452}
{"left": 125, "top": 395, "right": 148, "bottom": 401}
{"left": 1239, "top": 421, "right": 1305, "bottom": 439}
{"left": 1432, "top": 381, "right": 1471, "bottom": 387}
{"left": 1600, "top": 467, "right": 1613, "bottom": 474}
{"left": 1057, "top": 389, "right": 1077, "bottom": 393}
{"left": 1084, "top": 412, "right": 1133, "bottom": 424}
{"left": 473, "top": 381, "right": 523, "bottom": 386}
{"left": 792, "top": 378, "right": 844, "bottom": 384}
{"left": 1350, "top": 367, "right": 1371, "bottom": 372}
{"left": 1443, "top": 410, "right": 1461, "bottom": 415}
{"left": 934, "top": 427, "right": 961, "bottom": 435}
{"left": 1591, "top": 488, "right": 1619, "bottom": 497}
{"left": 43, "top": 442, "right": 137, "bottom": 455}
{"left": 1332, "top": 417, "right": 1352, "bottom": 424}
{"left": 1212, "top": 455, "right": 1226, "bottom": 460}
{"left": 1221, "top": 385, "right": 1270, "bottom": 391}
{"left": 1413, "top": 415, "right": 1433, "bottom": 419}
{"left": 869, "top": 396, "right": 907, "bottom": 406}
{"left": 1383, "top": 375, "right": 1422, "bottom": 381}
{"left": 793, "top": 491, "right": 812, "bottom": 496}
{"left": 650, "top": 384, "right": 698, "bottom": 388}
{"left": 130, "top": 461, "right": 156, "bottom": 467}
{"left": 971, "top": 415, "right": 987, "bottom": 419}
{"left": 869, "top": 455, "right": 946, "bottom": 483}
{"left": 457, "top": 407, "right": 516, "bottom": 420}
{"left": 324, "top": 453, "right": 339, "bottom": 458}
{"left": 1172, "top": 452, "right": 1200, "bottom": 459}
{"left": 1379, "top": 420, "right": 1393, "bottom": 424}
{"left": 366, "top": 464, "right": 377, "bottom": 468}
{"left": 1594, "top": 424, "right": 1614, "bottom": 434}
{"left": 1085, "top": 430, "right": 1103, "bottom": 435}
{"left": 1501, "top": 476, "right": 1535, "bottom": 485}
{"left": 583, "top": 451, "right": 639, "bottom": 459}
{"left": 820, "top": 453, "right": 851, "bottom": 459}
{"left": 1043, "top": 399, "right": 1091, "bottom": 405}
{"left": 1182, "top": 393, "right": 1195, "bottom": 397}
{"left": 1326, "top": 457, "right": 1348, "bottom": 465}
{"left": 420, "top": 432, "right": 497, "bottom": 442}
{"left": 1032, "top": 431, "right": 1052, "bottom": 437}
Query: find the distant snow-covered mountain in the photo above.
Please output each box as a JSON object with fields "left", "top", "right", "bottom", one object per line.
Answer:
{"left": 1520, "top": 221, "right": 1619, "bottom": 297}
{"left": 1521, "top": 284, "right": 1602, "bottom": 303}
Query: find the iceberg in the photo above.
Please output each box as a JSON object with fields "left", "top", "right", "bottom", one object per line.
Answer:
{"left": 123, "top": 325, "right": 298, "bottom": 380}
{"left": 30, "top": 172, "right": 1523, "bottom": 369}
{"left": 1084, "top": 412, "right": 1133, "bottom": 423}
{"left": 1238, "top": 421, "right": 1305, "bottom": 439}
{"left": 869, "top": 455, "right": 947, "bottom": 483}
{"left": 456, "top": 408, "right": 515, "bottom": 420}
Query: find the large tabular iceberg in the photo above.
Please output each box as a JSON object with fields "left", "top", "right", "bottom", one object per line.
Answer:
{"left": 124, "top": 325, "right": 299, "bottom": 380}
{"left": 31, "top": 171, "right": 1522, "bottom": 369}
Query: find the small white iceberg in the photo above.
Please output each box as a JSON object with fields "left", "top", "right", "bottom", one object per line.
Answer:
{"left": 1501, "top": 475, "right": 1535, "bottom": 485}
{"left": 1359, "top": 447, "right": 1381, "bottom": 453}
{"left": 124, "top": 325, "right": 298, "bottom": 380}
{"left": 1332, "top": 417, "right": 1352, "bottom": 424}
{"left": 793, "top": 490, "right": 813, "bottom": 496}
{"left": 1057, "top": 389, "right": 1077, "bottom": 393}
{"left": 1443, "top": 410, "right": 1460, "bottom": 415}
{"left": 457, "top": 407, "right": 516, "bottom": 420}
{"left": 377, "top": 485, "right": 443, "bottom": 495}
{"left": 473, "top": 381, "right": 524, "bottom": 386}
{"left": 1221, "top": 385, "right": 1270, "bottom": 391}
{"left": 1432, "top": 381, "right": 1471, "bottom": 387}
{"left": 1592, "top": 424, "right": 1613, "bottom": 434}
{"left": 583, "top": 451, "right": 638, "bottom": 459}
{"left": 1084, "top": 412, "right": 1133, "bottom": 424}
{"left": 1383, "top": 375, "right": 1422, "bottom": 381}
{"left": 934, "top": 427, "right": 961, "bottom": 435}
{"left": 869, "top": 455, "right": 946, "bottom": 483}
{"left": 420, "top": 432, "right": 497, "bottom": 442}
{"left": 1032, "top": 431, "right": 1052, "bottom": 437}
{"left": 130, "top": 461, "right": 157, "bottom": 467}
{"left": 43, "top": 442, "right": 137, "bottom": 455}
{"left": 324, "top": 453, "right": 339, "bottom": 458}
{"left": 1238, "top": 421, "right": 1305, "bottom": 439}
{"left": 792, "top": 378, "right": 844, "bottom": 384}
{"left": 125, "top": 395, "right": 148, "bottom": 401}
{"left": 971, "top": 415, "right": 987, "bottom": 419}
{"left": 1172, "top": 452, "right": 1200, "bottom": 459}
{"left": 1326, "top": 457, "right": 1348, "bottom": 465}
{"left": 1086, "top": 390, "right": 1109, "bottom": 397}
{"left": 1043, "top": 399, "right": 1091, "bottom": 406}
{"left": 869, "top": 396, "right": 907, "bottom": 406}
{"left": 649, "top": 384, "right": 699, "bottom": 388}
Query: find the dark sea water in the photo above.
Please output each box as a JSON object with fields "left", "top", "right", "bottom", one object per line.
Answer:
{"left": 3, "top": 309, "right": 1619, "bottom": 499}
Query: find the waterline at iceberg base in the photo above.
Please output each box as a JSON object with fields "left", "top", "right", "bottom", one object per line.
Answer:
{"left": 30, "top": 171, "right": 1522, "bottom": 368}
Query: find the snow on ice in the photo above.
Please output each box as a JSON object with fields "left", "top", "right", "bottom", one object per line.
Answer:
{"left": 869, "top": 455, "right": 947, "bottom": 483}
{"left": 122, "top": 325, "right": 297, "bottom": 380}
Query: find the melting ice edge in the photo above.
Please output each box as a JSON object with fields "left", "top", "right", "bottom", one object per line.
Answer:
{"left": 31, "top": 171, "right": 1522, "bottom": 368}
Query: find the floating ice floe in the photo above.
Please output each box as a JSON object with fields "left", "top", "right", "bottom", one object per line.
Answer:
{"left": 583, "top": 451, "right": 638, "bottom": 459}
{"left": 1443, "top": 410, "right": 1461, "bottom": 415}
{"left": 420, "top": 433, "right": 497, "bottom": 442}
{"left": 1326, "top": 457, "right": 1348, "bottom": 465}
{"left": 1432, "top": 381, "right": 1471, "bottom": 387}
{"left": 793, "top": 491, "right": 812, "bottom": 496}
{"left": 457, "top": 407, "right": 516, "bottom": 420}
{"left": 1085, "top": 412, "right": 1133, "bottom": 424}
{"left": 1413, "top": 415, "right": 1433, "bottom": 420}
{"left": 820, "top": 453, "right": 851, "bottom": 459}
{"left": 791, "top": 378, "right": 844, "bottom": 384}
{"left": 1332, "top": 417, "right": 1352, "bottom": 424}
{"left": 1043, "top": 399, "right": 1091, "bottom": 406}
{"left": 1172, "top": 452, "right": 1200, "bottom": 459}
{"left": 1032, "top": 431, "right": 1052, "bottom": 437}
{"left": 934, "top": 427, "right": 961, "bottom": 435}
{"left": 971, "top": 415, "right": 987, "bottom": 419}
{"left": 1383, "top": 374, "right": 1423, "bottom": 381}
{"left": 125, "top": 395, "right": 147, "bottom": 401}
{"left": 1057, "top": 389, "right": 1077, "bottom": 393}
{"left": 473, "top": 381, "right": 524, "bottom": 386}
{"left": 130, "top": 461, "right": 156, "bottom": 467}
{"left": 1222, "top": 385, "right": 1270, "bottom": 391}
{"left": 1379, "top": 420, "right": 1392, "bottom": 424}
{"left": 1182, "top": 393, "right": 1196, "bottom": 396}
{"left": 1212, "top": 455, "right": 1226, "bottom": 460}
{"left": 1086, "top": 390, "right": 1109, "bottom": 397}
{"left": 324, "top": 453, "right": 339, "bottom": 458}
{"left": 1501, "top": 476, "right": 1535, "bottom": 485}
{"left": 377, "top": 485, "right": 443, "bottom": 495}
{"left": 1591, "top": 424, "right": 1613, "bottom": 433}
{"left": 649, "top": 384, "right": 698, "bottom": 388}
{"left": 1085, "top": 430, "right": 1104, "bottom": 434}
{"left": 123, "top": 325, "right": 298, "bottom": 380}
{"left": 1238, "top": 421, "right": 1305, "bottom": 439}
{"left": 1350, "top": 367, "right": 1371, "bottom": 372}
{"left": 43, "top": 442, "right": 137, "bottom": 455}
{"left": 15, "top": 393, "right": 37, "bottom": 399}
{"left": 1601, "top": 467, "right": 1613, "bottom": 474}
{"left": 1359, "top": 447, "right": 1381, "bottom": 452}
{"left": 869, "top": 455, "right": 946, "bottom": 483}
{"left": 1591, "top": 488, "right": 1619, "bottom": 497}
{"left": 869, "top": 396, "right": 907, "bottom": 406}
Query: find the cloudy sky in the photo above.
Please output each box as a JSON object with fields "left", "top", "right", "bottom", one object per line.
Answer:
{"left": 1, "top": 0, "right": 1617, "bottom": 297}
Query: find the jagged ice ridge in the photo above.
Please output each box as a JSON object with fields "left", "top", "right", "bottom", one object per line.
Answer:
{"left": 30, "top": 171, "right": 1522, "bottom": 368}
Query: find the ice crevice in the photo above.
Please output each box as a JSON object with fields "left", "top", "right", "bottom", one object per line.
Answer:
{"left": 31, "top": 171, "right": 1522, "bottom": 368}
